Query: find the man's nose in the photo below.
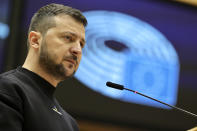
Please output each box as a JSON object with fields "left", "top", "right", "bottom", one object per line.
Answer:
{"left": 70, "top": 43, "right": 82, "bottom": 55}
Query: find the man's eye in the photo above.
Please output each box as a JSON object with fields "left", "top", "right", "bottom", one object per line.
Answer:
{"left": 80, "top": 42, "right": 85, "bottom": 48}
{"left": 80, "top": 43, "right": 83, "bottom": 48}
{"left": 65, "top": 36, "right": 71, "bottom": 40}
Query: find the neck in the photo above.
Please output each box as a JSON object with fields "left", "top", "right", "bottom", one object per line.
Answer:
{"left": 23, "top": 54, "right": 59, "bottom": 87}
{"left": 23, "top": 64, "right": 59, "bottom": 87}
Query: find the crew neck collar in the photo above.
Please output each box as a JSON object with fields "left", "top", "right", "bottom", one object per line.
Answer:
{"left": 16, "top": 66, "right": 56, "bottom": 97}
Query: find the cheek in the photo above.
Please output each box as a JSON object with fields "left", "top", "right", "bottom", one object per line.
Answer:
{"left": 46, "top": 49, "right": 63, "bottom": 64}
{"left": 76, "top": 56, "right": 82, "bottom": 68}
{"left": 50, "top": 44, "right": 67, "bottom": 59}
{"left": 46, "top": 36, "right": 65, "bottom": 53}
{"left": 78, "top": 55, "right": 82, "bottom": 63}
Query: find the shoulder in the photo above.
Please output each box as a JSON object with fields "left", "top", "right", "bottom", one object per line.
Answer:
{"left": 0, "top": 69, "right": 23, "bottom": 101}
{"left": 0, "top": 68, "right": 19, "bottom": 82}
{"left": 0, "top": 69, "right": 24, "bottom": 119}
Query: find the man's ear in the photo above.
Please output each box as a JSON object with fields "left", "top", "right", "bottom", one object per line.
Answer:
{"left": 28, "top": 31, "right": 42, "bottom": 49}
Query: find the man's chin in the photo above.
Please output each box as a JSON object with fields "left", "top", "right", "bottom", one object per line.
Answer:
{"left": 52, "top": 64, "right": 76, "bottom": 80}
{"left": 63, "top": 68, "right": 76, "bottom": 77}
{"left": 66, "top": 71, "right": 76, "bottom": 77}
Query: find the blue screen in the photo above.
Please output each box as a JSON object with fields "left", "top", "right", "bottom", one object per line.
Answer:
{"left": 75, "top": 11, "right": 179, "bottom": 109}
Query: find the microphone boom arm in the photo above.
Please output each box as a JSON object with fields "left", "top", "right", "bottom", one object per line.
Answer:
{"left": 106, "top": 81, "right": 197, "bottom": 119}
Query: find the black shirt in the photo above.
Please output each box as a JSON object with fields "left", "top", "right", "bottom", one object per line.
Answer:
{"left": 0, "top": 67, "right": 79, "bottom": 131}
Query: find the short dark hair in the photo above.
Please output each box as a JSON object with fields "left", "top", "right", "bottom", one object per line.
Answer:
{"left": 27, "top": 3, "right": 87, "bottom": 49}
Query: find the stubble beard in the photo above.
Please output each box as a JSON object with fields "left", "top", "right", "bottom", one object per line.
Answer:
{"left": 38, "top": 40, "right": 76, "bottom": 81}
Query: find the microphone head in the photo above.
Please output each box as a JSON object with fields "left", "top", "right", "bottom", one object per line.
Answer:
{"left": 106, "top": 81, "right": 124, "bottom": 90}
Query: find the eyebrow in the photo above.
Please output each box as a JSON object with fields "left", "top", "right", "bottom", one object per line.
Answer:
{"left": 63, "top": 31, "right": 86, "bottom": 44}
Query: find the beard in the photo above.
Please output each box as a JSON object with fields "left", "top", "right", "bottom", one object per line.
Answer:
{"left": 38, "top": 40, "right": 77, "bottom": 81}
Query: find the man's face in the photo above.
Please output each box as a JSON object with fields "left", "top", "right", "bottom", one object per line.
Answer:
{"left": 38, "top": 15, "right": 85, "bottom": 80}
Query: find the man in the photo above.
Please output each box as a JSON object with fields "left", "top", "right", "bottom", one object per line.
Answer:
{"left": 0, "top": 3, "right": 87, "bottom": 131}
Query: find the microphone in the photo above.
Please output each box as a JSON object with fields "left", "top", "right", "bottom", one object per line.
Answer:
{"left": 106, "top": 81, "right": 197, "bottom": 119}
{"left": 106, "top": 81, "right": 124, "bottom": 90}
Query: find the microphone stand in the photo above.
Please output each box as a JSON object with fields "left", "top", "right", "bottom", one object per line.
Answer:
{"left": 106, "top": 81, "right": 197, "bottom": 119}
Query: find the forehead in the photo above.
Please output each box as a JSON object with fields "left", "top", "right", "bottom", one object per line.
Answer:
{"left": 53, "top": 15, "right": 85, "bottom": 36}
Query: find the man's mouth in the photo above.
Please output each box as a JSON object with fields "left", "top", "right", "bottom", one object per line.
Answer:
{"left": 65, "top": 59, "right": 76, "bottom": 66}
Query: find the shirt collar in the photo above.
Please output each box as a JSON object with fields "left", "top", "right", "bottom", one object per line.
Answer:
{"left": 17, "top": 66, "right": 56, "bottom": 97}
